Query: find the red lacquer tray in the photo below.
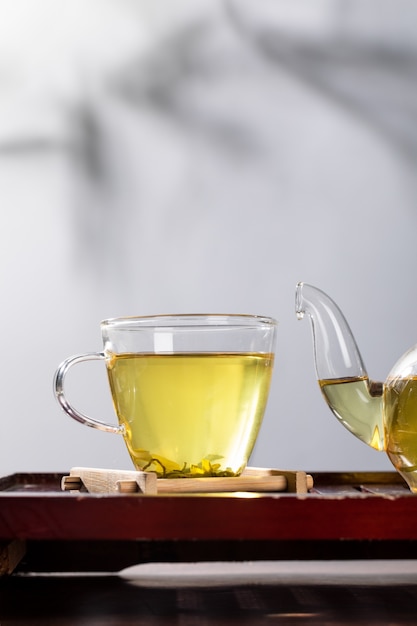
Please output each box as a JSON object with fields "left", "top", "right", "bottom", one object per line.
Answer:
{"left": 0, "top": 470, "right": 415, "bottom": 574}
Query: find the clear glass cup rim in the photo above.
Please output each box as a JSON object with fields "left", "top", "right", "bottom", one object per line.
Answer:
{"left": 101, "top": 313, "right": 278, "bottom": 330}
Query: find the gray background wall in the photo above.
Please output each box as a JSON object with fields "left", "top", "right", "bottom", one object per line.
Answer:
{"left": 1, "top": 0, "right": 416, "bottom": 476}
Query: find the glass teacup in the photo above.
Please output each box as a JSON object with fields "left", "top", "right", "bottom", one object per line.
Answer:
{"left": 54, "top": 314, "right": 277, "bottom": 478}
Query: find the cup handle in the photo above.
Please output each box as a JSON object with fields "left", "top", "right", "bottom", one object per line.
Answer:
{"left": 53, "top": 352, "right": 125, "bottom": 435}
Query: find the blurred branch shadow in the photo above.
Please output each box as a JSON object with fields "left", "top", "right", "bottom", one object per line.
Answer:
{"left": 225, "top": 0, "right": 417, "bottom": 163}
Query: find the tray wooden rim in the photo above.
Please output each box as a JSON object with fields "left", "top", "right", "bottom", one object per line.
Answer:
{"left": 0, "top": 470, "right": 415, "bottom": 544}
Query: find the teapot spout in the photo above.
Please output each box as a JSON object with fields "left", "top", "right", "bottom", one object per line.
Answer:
{"left": 296, "top": 282, "right": 385, "bottom": 451}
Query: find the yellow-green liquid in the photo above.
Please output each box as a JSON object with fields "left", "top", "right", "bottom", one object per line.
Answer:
{"left": 319, "top": 377, "right": 384, "bottom": 451}
{"left": 107, "top": 352, "right": 274, "bottom": 477}
{"left": 384, "top": 376, "right": 417, "bottom": 492}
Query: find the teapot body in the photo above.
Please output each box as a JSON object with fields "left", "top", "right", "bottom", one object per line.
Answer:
{"left": 384, "top": 344, "right": 417, "bottom": 492}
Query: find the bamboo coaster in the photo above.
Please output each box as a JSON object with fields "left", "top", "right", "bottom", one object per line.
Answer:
{"left": 62, "top": 467, "right": 313, "bottom": 495}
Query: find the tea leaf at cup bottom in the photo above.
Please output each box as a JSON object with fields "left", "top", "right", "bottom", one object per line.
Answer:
{"left": 135, "top": 450, "right": 237, "bottom": 478}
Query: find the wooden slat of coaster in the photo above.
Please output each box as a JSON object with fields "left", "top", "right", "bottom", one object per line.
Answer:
{"left": 156, "top": 473, "right": 287, "bottom": 494}
{"left": 243, "top": 467, "right": 314, "bottom": 494}
{"left": 62, "top": 468, "right": 158, "bottom": 495}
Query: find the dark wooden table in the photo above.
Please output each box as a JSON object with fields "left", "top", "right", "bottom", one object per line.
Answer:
{"left": 0, "top": 569, "right": 416, "bottom": 625}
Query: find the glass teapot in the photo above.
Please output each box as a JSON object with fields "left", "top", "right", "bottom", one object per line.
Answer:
{"left": 296, "top": 282, "right": 417, "bottom": 492}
